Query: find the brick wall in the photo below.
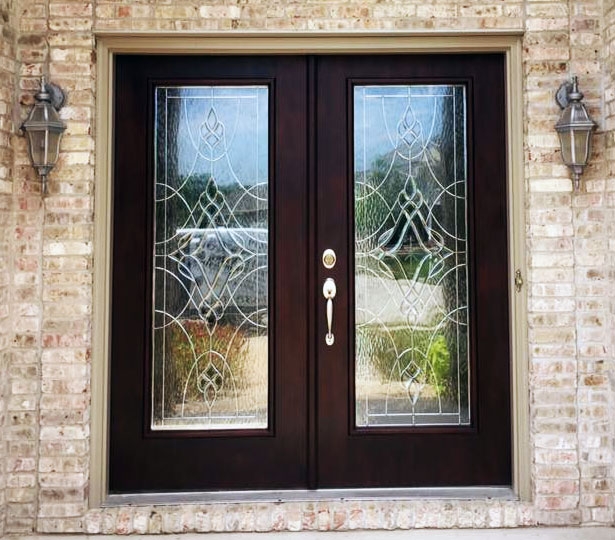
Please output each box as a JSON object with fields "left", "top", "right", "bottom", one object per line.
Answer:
{"left": 0, "top": 0, "right": 613, "bottom": 534}
{"left": 603, "top": 0, "right": 615, "bottom": 527}
{"left": 0, "top": 0, "right": 16, "bottom": 536}
{"left": 6, "top": 0, "right": 43, "bottom": 531}
{"left": 523, "top": 0, "right": 612, "bottom": 525}
{"left": 93, "top": 0, "right": 524, "bottom": 31}
{"left": 574, "top": 0, "right": 613, "bottom": 523}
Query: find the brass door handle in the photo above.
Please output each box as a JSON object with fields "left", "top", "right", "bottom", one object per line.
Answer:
{"left": 322, "top": 277, "right": 337, "bottom": 346}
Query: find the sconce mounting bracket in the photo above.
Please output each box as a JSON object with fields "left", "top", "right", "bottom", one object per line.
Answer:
{"left": 45, "top": 82, "right": 66, "bottom": 111}
{"left": 555, "top": 80, "right": 573, "bottom": 110}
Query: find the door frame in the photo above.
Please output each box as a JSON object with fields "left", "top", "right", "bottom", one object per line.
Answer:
{"left": 91, "top": 32, "right": 528, "bottom": 507}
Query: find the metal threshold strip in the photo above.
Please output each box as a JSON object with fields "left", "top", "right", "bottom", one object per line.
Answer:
{"left": 105, "top": 486, "right": 515, "bottom": 507}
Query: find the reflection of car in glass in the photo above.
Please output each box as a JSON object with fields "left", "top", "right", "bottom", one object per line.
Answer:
{"left": 175, "top": 227, "right": 268, "bottom": 325}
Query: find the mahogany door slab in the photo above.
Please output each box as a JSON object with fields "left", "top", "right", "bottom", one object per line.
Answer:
{"left": 109, "top": 53, "right": 510, "bottom": 493}
{"left": 110, "top": 55, "right": 309, "bottom": 492}
{"left": 315, "top": 54, "right": 510, "bottom": 487}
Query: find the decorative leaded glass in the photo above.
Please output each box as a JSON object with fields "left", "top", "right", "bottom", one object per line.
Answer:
{"left": 354, "top": 85, "right": 470, "bottom": 427}
{"left": 152, "top": 86, "right": 269, "bottom": 430}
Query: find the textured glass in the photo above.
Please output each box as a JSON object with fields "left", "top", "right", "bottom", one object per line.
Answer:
{"left": 152, "top": 86, "right": 269, "bottom": 430}
{"left": 354, "top": 85, "right": 469, "bottom": 427}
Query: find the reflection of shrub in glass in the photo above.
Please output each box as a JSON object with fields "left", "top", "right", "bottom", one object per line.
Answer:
{"left": 161, "top": 320, "right": 249, "bottom": 418}
{"left": 363, "top": 327, "right": 455, "bottom": 403}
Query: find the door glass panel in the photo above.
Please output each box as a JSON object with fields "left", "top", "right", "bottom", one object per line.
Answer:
{"left": 152, "top": 86, "right": 269, "bottom": 430}
{"left": 354, "top": 85, "right": 469, "bottom": 427}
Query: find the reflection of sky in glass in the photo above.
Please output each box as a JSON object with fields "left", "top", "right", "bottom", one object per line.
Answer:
{"left": 354, "top": 85, "right": 459, "bottom": 173}
{"left": 160, "top": 86, "right": 268, "bottom": 185}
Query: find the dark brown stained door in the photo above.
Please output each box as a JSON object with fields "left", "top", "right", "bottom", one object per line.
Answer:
{"left": 110, "top": 55, "right": 309, "bottom": 492}
{"left": 109, "top": 53, "right": 510, "bottom": 493}
{"left": 315, "top": 54, "right": 510, "bottom": 487}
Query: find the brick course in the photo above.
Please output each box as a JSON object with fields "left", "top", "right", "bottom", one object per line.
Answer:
{"left": 0, "top": 0, "right": 613, "bottom": 534}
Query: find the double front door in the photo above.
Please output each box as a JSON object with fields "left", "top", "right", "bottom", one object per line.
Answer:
{"left": 110, "top": 53, "right": 510, "bottom": 493}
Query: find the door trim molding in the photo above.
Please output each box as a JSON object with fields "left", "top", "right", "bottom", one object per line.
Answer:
{"left": 92, "top": 33, "right": 527, "bottom": 508}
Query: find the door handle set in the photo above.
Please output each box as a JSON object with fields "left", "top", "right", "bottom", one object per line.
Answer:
{"left": 322, "top": 277, "right": 336, "bottom": 346}
{"left": 322, "top": 249, "right": 337, "bottom": 346}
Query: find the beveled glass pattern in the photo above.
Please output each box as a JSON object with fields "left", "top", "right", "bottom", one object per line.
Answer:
{"left": 354, "top": 85, "right": 470, "bottom": 427}
{"left": 152, "top": 86, "right": 269, "bottom": 430}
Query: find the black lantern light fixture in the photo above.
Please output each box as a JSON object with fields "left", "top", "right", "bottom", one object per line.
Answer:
{"left": 21, "top": 77, "right": 66, "bottom": 194}
{"left": 555, "top": 76, "right": 596, "bottom": 191}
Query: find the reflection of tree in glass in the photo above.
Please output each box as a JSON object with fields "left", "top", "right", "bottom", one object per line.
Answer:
{"left": 355, "top": 150, "right": 441, "bottom": 282}
{"left": 356, "top": 92, "right": 467, "bottom": 410}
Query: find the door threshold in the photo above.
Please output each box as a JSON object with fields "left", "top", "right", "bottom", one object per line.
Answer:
{"left": 104, "top": 487, "right": 515, "bottom": 507}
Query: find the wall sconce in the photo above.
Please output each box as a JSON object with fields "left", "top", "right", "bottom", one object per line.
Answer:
{"left": 21, "top": 77, "right": 66, "bottom": 194}
{"left": 555, "top": 76, "right": 596, "bottom": 191}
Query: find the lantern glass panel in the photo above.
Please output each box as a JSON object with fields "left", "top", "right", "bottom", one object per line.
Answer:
{"left": 25, "top": 129, "right": 47, "bottom": 167}
{"left": 47, "top": 130, "right": 62, "bottom": 166}
{"left": 572, "top": 128, "right": 591, "bottom": 166}
{"left": 558, "top": 127, "right": 591, "bottom": 167}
